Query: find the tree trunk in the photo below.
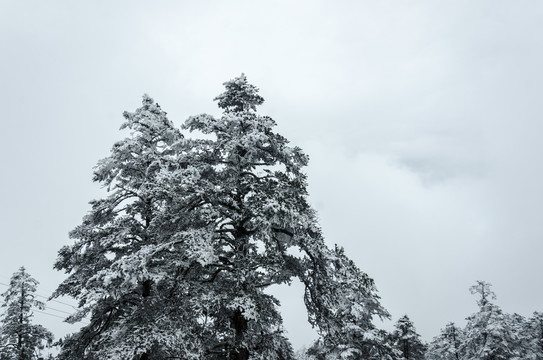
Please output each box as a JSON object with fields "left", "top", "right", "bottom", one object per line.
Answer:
{"left": 230, "top": 309, "right": 249, "bottom": 360}
{"left": 18, "top": 285, "right": 25, "bottom": 360}
{"left": 452, "top": 328, "right": 459, "bottom": 360}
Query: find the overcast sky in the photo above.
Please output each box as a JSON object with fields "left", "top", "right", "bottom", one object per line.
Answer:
{"left": 1, "top": 0, "right": 543, "bottom": 351}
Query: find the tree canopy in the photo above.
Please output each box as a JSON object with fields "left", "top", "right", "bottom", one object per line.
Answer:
{"left": 52, "top": 74, "right": 388, "bottom": 360}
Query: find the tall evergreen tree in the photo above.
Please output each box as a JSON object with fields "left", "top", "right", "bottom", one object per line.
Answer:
{"left": 53, "top": 94, "right": 194, "bottom": 360}
{"left": 0, "top": 267, "right": 54, "bottom": 360}
{"left": 53, "top": 75, "right": 388, "bottom": 359}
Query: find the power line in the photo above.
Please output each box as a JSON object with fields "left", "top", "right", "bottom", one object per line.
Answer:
{"left": 32, "top": 308, "right": 67, "bottom": 320}
{"left": 0, "top": 280, "right": 90, "bottom": 325}
{"left": 31, "top": 309, "right": 90, "bottom": 326}
{"left": 0, "top": 281, "right": 79, "bottom": 310}
{"left": 43, "top": 305, "right": 73, "bottom": 316}
{"left": 35, "top": 294, "right": 79, "bottom": 310}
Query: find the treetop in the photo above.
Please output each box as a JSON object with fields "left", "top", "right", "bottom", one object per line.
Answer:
{"left": 214, "top": 73, "right": 264, "bottom": 112}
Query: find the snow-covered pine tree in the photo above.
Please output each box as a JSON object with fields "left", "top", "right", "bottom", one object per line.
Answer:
{"left": 52, "top": 96, "right": 202, "bottom": 360}
{"left": 425, "top": 322, "right": 464, "bottom": 360}
{"left": 0, "top": 267, "right": 54, "bottom": 360}
{"left": 505, "top": 312, "right": 532, "bottom": 359}
{"left": 524, "top": 312, "right": 543, "bottom": 360}
{"left": 177, "top": 74, "right": 389, "bottom": 359}
{"left": 390, "top": 315, "right": 426, "bottom": 360}
{"left": 53, "top": 74, "right": 388, "bottom": 360}
{"left": 461, "top": 281, "right": 520, "bottom": 360}
{"left": 308, "top": 326, "right": 399, "bottom": 360}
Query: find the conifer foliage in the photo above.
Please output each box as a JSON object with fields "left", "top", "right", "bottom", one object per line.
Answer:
{"left": 426, "top": 281, "right": 543, "bottom": 360}
{"left": 462, "top": 281, "right": 521, "bottom": 360}
{"left": 425, "top": 322, "right": 463, "bottom": 360}
{"left": 0, "top": 267, "right": 53, "bottom": 360}
{"left": 53, "top": 75, "right": 388, "bottom": 359}
{"left": 391, "top": 315, "right": 426, "bottom": 360}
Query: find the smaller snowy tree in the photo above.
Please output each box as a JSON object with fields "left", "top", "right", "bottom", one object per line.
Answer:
{"left": 462, "top": 281, "right": 520, "bottom": 360}
{"left": 425, "top": 322, "right": 464, "bottom": 360}
{"left": 294, "top": 346, "right": 315, "bottom": 360}
{"left": 523, "top": 312, "right": 543, "bottom": 360}
{"left": 0, "top": 267, "right": 54, "bottom": 360}
{"left": 391, "top": 315, "right": 426, "bottom": 360}
{"left": 505, "top": 312, "right": 532, "bottom": 359}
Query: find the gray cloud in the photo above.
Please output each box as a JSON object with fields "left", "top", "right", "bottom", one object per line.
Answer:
{"left": 1, "top": 0, "right": 543, "bottom": 350}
